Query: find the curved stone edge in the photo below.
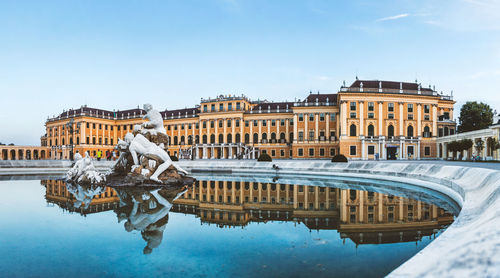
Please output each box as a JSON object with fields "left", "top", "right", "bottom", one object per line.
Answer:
{"left": 177, "top": 160, "right": 500, "bottom": 278}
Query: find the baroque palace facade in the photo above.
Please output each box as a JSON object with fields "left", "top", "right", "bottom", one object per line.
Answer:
{"left": 0, "top": 79, "right": 455, "bottom": 160}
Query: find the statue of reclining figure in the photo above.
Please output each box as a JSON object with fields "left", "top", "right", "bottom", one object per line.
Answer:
{"left": 140, "top": 103, "right": 166, "bottom": 135}
{"left": 124, "top": 133, "right": 188, "bottom": 183}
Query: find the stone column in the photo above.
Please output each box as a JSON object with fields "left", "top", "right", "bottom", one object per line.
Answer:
{"left": 314, "top": 186, "right": 319, "bottom": 210}
{"left": 341, "top": 101, "right": 347, "bottom": 138}
{"left": 258, "top": 120, "right": 262, "bottom": 143}
{"left": 304, "top": 115, "right": 308, "bottom": 141}
{"left": 293, "top": 185, "right": 298, "bottom": 209}
{"left": 203, "top": 146, "right": 207, "bottom": 159}
{"left": 232, "top": 118, "right": 236, "bottom": 143}
{"left": 250, "top": 120, "right": 254, "bottom": 143}
{"left": 378, "top": 193, "right": 383, "bottom": 222}
{"left": 399, "top": 102, "right": 404, "bottom": 136}
{"left": 267, "top": 119, "right": 271, "bottom": 143}
{"left": 359, "top": 101, "right": 364, "bottom": 136}
{"left": 293, "top": 114, "right": 298, "bottom": 142}
{"left": 315, "top": 113, "right": 319, "bottom": 142}
{"left": 340, "top": 189, "right": 347, "bottom": 222}
{"left": 326, "top": 113, "right": 330, "bottom": 140}
{"left": 359, "top": 191, "right": 364, "bottom": 222}
{"left": 215, "top": 119, "right": 218, "bottom": 143}
{"left": 432, "top": 104, "right": 438, "bottom": 137}
{"left": 417, "top": 104, "right": 422, "bottom": 137}
{"left": 224, "top": 119, "right": 227, "bottom": 144}
{"left": 362, "top": 138, "right": 366, "bottom": 160}
{"left": 378, "top": 101, "right": 383, "bottom": 136}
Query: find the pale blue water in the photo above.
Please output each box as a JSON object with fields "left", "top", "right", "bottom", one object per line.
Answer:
{"left": 0, "top": 177, "right": 456, "bottom": 278}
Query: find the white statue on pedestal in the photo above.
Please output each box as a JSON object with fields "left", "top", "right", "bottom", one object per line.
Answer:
{"left": 123, "top": 133, "right": 188, "bottom": 183}
{"left": 66, "top": 151, "right": 106, "bottom": 184}
{"left": 140, "top": 103, "right": 166, "bottom": 135}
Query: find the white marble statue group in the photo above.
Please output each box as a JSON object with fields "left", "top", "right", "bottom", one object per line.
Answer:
{"left": 66, "top": 103, "right": 188, "bottom": 185}
{"left": 66, "top": 152, "right": 107, "bottom": 184}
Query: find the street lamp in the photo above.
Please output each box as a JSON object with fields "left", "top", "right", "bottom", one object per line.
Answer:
{"left": 65, "top": 118, "right": 81, "bottom": 161}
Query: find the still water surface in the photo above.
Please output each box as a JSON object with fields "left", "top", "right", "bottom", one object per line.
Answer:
{"left": 0, "top": 176, "right": 456, "bottom": 278}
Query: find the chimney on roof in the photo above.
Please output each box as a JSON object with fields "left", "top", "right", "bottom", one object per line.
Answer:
{"left": 379, "top": 81, "right": 382, "bottom": 92}
{"left": 360, "top": 82, "right": 363, "bottom": 92}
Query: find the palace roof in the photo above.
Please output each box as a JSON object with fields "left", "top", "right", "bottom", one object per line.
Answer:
{"left": 349, "top": 80, "right": 433, "bottom": 92}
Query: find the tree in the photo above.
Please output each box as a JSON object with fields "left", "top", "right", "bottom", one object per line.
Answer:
{"left": 460, "top": 139, "right": 473, "bottom": 159}
{"left": 458, "top": 101, "right": 493, "bottom": 132}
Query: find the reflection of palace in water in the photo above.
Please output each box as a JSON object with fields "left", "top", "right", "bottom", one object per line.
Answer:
{"left": 42, "top": 179, "right": 454, "bottom": 245}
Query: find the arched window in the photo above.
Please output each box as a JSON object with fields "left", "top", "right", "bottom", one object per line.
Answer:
{"left": 444, "top": 126, "right": 449, "bottom": 136}
{"left": 202, "top": 135, "right": 207, "bottom": 144}
{"left": 235, "top": 133, "right": 241, "bottom": 143}
{"left": 69, "top": 137, "right": 73, "bottom": 144}
{"left": 388, "top": 125, "right": 394, "bottom": 137}
{"left": 350, "top": 124, "right": 357, "bottom": 137}
{"left": 407, "top": 125, "right": 414, "bottom": 137}
{"left": 280, "top": 132, "right": 286, "bottom": 142}
{"left": 271, "top": 133, "right": 276, "bottom": 142}
{"left": 210, "top": 134, "right": 215, "bottom": 144}
{"left": 289, "top": 133, "right": 293, "bottom": 142}
{"left": 55, "top": 139, "right": 58, "bottom": 146}
{"left": 76, "top": 137, "right": 79, "bottom": 145}
{"left": 219, "top": 134, "right": 224, "bottom": 144}
{"left": 62, "top": 138, "right": 65, "bottom": 145}
{"left": 367, "top": 124, "right": 374, "bottom": 137}
{"left": 180, "top": 136, "right": 185, "bottom": 144}
{"left": 227, "top": 133, "right": 232, "bottom": 143}
{"left": 188, "top": 135, "right": 193, "bottom": 145}
{"left": 245, "top": 133, "right": 250, "bottom": 143}
{"left": 173, "top": 136, "right": 178, "bottom": 145}
{"left": 253, "top": 133, "right": 259, "bottom": 143}
{"left": 195, "top": 135, "right": 200, "bottom": 144}
{"left": 423, "top": 126, "right": 431, "bottom": 138}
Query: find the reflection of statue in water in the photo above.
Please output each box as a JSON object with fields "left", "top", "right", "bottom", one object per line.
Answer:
{"left": 140, "top": 103, "right": 166, "bottom": 135}
{"left": 66, "top": 182, "right": 105, "bottom": 209}
{"left": 122, "top": 133, "right": 188, "bottom": 183}
{"left": 114, "top": 186, "right": 187, "bottom": 254}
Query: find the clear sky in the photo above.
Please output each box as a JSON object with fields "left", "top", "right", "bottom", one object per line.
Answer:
{"left": 1, "top": 0, "right": 499, "bottom": 145}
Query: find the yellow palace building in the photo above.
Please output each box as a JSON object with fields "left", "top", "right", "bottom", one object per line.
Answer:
{"left": 1, "top": 79, "right": 455, "bottom": 161}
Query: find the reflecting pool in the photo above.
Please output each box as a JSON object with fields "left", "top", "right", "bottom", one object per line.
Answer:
{"left": 0, "top": 175, "right": 457, "bottom": 278}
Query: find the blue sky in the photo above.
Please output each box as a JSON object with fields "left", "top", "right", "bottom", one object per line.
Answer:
{"left": 1, "top": 0, "right": 499, "bottom": 145}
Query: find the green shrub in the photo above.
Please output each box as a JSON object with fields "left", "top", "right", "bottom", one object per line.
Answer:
{"left": 331, "top": 154, "right": 348, "bottom": 163}
{"left": 170, "top": 155, "right": 179, "bottom": 161}
{"left": 257, "top": 153, "right": 272, "bottom": 162}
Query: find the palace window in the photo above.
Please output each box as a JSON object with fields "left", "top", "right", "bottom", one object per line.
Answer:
{"left": 425, "top": 146, "right": 431, "bottom": 156}
{"left": 408, "top": 146, "right": 414, "bottom": 156}
{"left": 245, "top": 120, "right": 249, "bottom": 127}
{"left": 330, "top": 113, "right": 336, "bottom": 121}
{"left": 408, "top": 104, "right": 413, "bottom": 113}
{"left": 423, "top": 126, "right": 431, "bottom": 138}
{"left": 368, "top": 146, "right": 375, "bottom": 155}
{"left": 368, "top": 112, "right": 374, "bottom": 119}
{"left": 280, "top": 119, "right": 285, "bottom": 126}
{"left": 228, "top": 103, "right": 232, "bottom": 110}
{"left": 298, "top": 114, "right": 304, "bottom": 121}
{"left": 219, "top": 103, "right": 223, "bottom": 111}
{"left": 203, "top": 105, "right": 208, "bottom": 112}
{"left": 271, "top": 150, "right": 276, "bottom": 157}
{"left": 309, "top": 114, "right": 314, "bottom": 121}
{"left": 210, "top": 121, "right": 214, "bottom": 128}
{"left": 219, "top": 120, "right": 223, "bottom": 128}
{"left": 368, "top": 102, "right": 374, "bottom": 111}
{"left": 99, "top": 124, "right": 102, "bottom": 129}
{"left": 350, "top": 102, "right": 356, "bottom": 110}
{"left": 271, "top": 120, "right": 276, "bottom": 126}
{"left": 350, "top": 124, "right": 357, "bottom": 136}
{"left": 408, "top": 114, "right": 414, "bottom": 120}
{"left": 350, "top": 112, "right": 356, "bottom": 119}
{"left": 227, "top": 120, "right": 231, "bottom": 128}
{"left": 388, "top": 113, "right": 394, "bottom": 119}
{"left": 298, "top": 131, "right": 304, "bottom": 141}
{"left": 298, "top": 148, "right": 304, "bottom": 156}
{"left": 320, "top": 113, "right": 325, "bottom": 121}
{"left": 387, "top": 125, "right": 394, "bottom": 137}
{"left": 174, "top": 125, "right": 178, "bottom": 130}
{"left": 202, "top": 122, "right": 207, "bottom": 128}
{"left": 319, "top": 148, "right": 325, "bottom": 156}
{"left": 253, "top": 120, "right": 258, "bottom": 126}
{"left": 388, "top": 103, "right": 394, "bottom": 112}
{"left": 309, "top": 130, "right": 314, "bottom": 141}
{"left": 236, "top": 119, "right": 240, "bottom": 127}
{"left": 211, "top": 104, "right": 215, "bottom": 112}
{"left": 86, "top": 123, "right": 89, "bottom": 128}
{"left": 188, "top": 124, "right": 192, "bottom": 129}
{"left": 350, "top": 146, "right": 356, "bottom": 156}
{"left": 262, "top": 120, "right": 267, "bottom": 126}
{"left": 424, "top": 105, "right": 430, "bottom": 114}
{"left": 280, "top": 149, "right": 285, "bottom": 157}
{"left": 309, "top": 148, "right": 314, "bottom": 156}
{"left": 367, "top": 125, "right": 374, "bottom": 137}
{"left": 93, "top": 123, "right": 96, "bottom": 129}
{"left": 236, "top": 102, "right": 241, "bottom": 110}
{"left": 424, "top": 115, "right": 430, "bottom": 121}
{"left": 330, "top": 148, "right": 336, "bottom": 156}
{"left": 181, "top": 124, "right": 185, "bottom": 130}
{"left": 407, "top": 125, "right": 414, "bottom": 137}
